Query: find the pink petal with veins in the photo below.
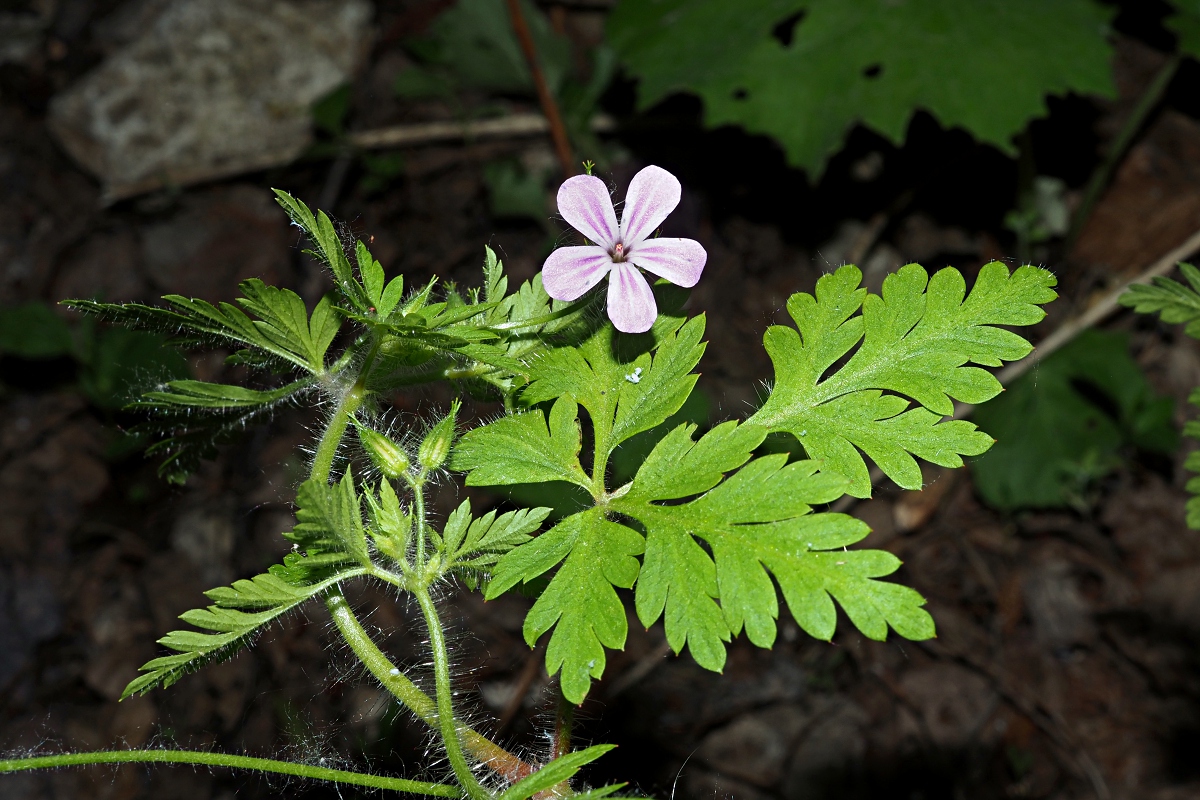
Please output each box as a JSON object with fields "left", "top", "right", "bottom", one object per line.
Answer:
{"left": 619, "top": 165, "right": 681, "bottom": 246}
{"left": 607, "top": 262, "right": 657, "bottom": 334}
{"left": 542, "top": 245, "right": 614, "bottom": 301}
{"left": 627, "top": 237, "right": 707, "bottom": 288}
{"left": 557, "top": 175, "right": 619, "bottom": 248}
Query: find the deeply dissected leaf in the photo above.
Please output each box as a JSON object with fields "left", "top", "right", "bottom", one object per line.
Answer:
{"left": 122, "top": 480, "right": 370, "bottom": 697}
{"left": 364, "top": 480, "right": 412, "bottom": 563}
{"left": 1119, "top": 262, "right": 1200, "bottom": 338}
{"left": 284, "top": 473, "right": 371, "bottom": 571}
{"left": 440, "top": 262, "right": 1049, "bottom": 697}
{"left": 971, "top": 329, "right": 1177, "bottom": 511}
{"left": 437, "top": 498, "right": 552, "bottom": 570}
{"left": 65, "top": 280, "right": 342, "bottom": 375}
{"left": 521, "top": 299, "right": 703, "bottom": 457}
{"left": 613, "top": 424, "right": 934, "bottom": 663}
{"left": 451, "top": 396, "right": 590, "bottom": 489}
{"left": 751, "top": 262, "right": 1057, "bottom": 496}
{"left": 120, "top": 569, "right": 367, "bottom": 698}
{"left": 139, "top": 379, "right": 311, "bottom": 409}
{"left": 134, "top": 410, "right": 290, "bottom": 484}
{"left": 610, "top": 0, "right": 1115, "bottom": 176}
{"left": 487, "top": 509, "right": 643, "bottom": 703}
{"left": 131, "top": 377, "right": 313, "bottom": 483}
{"left": 274, "top": 191, "right": 368, "bottom": 312}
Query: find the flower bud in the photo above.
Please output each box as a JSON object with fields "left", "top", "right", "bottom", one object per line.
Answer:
{"left": 356, "top": 424, "right": 410, "bottom": 480}
{"left": 418, "top": 399, "right": 460, "bottom": 471}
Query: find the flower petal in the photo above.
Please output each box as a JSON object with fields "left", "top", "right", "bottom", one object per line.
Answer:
{"left": 542, "top": 245, "right": 613, "bottom": 301}
{"left": 627, "top": 237, "right": 707, "bottom": 288}
{"left": 557, "top": 175, "right": 619, "bottom": 248}
{"left": 607, "top": 263, "right": 657, "bottom": 334}
{"left": 619, "top": 165, "right": 681, "bottom": 246}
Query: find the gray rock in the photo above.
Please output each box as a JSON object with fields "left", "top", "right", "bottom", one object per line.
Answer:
{"left": 898, "top": 662, "right": 998, "bottom": 749}
{"left": 0, "top": 10, "right": 46, "bottom": 67}
{"left": 171, "top": 505, "right": 236, "bottom": 588}
{"left": 49, "top": 0, "right": 372, "bottom": 201}
{"left": 698, "top": 705, "right": 807, "bottom": 787}
{"left": 781, "top": 697, "right": 868, "bottom": 800}
{"left": 1022, "top": 559, "right": 1097, "bottom": 652}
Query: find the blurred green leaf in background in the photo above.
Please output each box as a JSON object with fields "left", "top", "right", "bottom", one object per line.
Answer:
{"left": 0, "top": 303, "right": 189, "bottom": 411}
{"left": 610, "top": 0, "right": 1116, "bottom": 177}
{"left": 970, "top": 329, "right": 1176, "bottom": 512}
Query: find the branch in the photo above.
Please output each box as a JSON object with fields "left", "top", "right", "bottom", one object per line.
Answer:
{"left": 829, "top": 225, "right": 1200, "bottom": 512}
{"left": 349, "top": 114, "right": 613, "bottom": 152}
{"left": 504, "top": 0, "right": 576, "bottom": 177}
{"left": 104, "top": 114, "right": 615, "bottom": 203}
{"left": 0, "top": 749, "right": 459, "bottom": 796}
{"left": 957, "top": 224, "right": 1200, "bottom": 418}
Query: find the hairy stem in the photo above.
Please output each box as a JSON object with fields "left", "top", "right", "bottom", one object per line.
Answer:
{"left": 551, "top": 693, "right": 574, "bottom": 761}
{"left": 0, "top": 749, "right": 458, "bottom": 796}
{"left": 312, "top": 383, "right": 365, "bottom": 484}
{"left": 325, "top": 590, "right": 536, "bottom": 784}
{"left": 414, "top": 476, "right": 428, "bottom": 570}
{"left": 416, "top": 586, "right": 493, "bottom": 800}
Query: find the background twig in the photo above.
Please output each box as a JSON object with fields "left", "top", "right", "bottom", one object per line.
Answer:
{"left": 830, "top": 224, "right": 1200, "bottom": 512}
{"left": 505, "top": 0, "right": 577, "bottom": 177}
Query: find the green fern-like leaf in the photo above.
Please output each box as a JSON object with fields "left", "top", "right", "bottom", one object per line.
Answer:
{"left": 121, "top": 569, "right": 367, "bottom": 699}
{"left": 751, "top": 261, "right": 1058, "bottom": 496}
{"left": 122, "top": 475, "right": 373, "bottom": 697}
{"left": 486, "top": 509, "right": 644, "bottom": 703}
{"left": 1119, "top": 262, "right": 1200, "bottom": 337}
{"left": 1121, "top": 263, "right": 1200, "bottom": 528}
{"left": 495, "top": 744, "right": 615, "bottom": 800}
{"left": 612, "top": 423, "right": 934, "bottom": 665}
{"left": 130, "top": 378, "right": 315, "bottom": 484}
{"left": 65, "top": 281, "right": 342, "bottom": 375}
{"left": 138, "top": 379, "right": 312, "bottom": 409}
{"left": 437, "top": 498, "right": 551, "bottom": 570}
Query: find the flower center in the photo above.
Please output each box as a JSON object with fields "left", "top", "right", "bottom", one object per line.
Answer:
{"left": 611, "top": 242, "right": 626, "bottom": 262}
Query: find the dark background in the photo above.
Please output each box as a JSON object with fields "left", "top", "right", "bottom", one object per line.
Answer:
{"left": 4, "top": 1, "right": 1200, "bottom": 799}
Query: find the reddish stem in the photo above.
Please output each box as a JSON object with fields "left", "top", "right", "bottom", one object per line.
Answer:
{"left": 505, "top": 0, "right": 576, "bottom": 177}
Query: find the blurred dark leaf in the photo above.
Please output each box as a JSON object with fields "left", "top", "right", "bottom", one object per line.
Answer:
{"left": 0, "top": 304, "right": 74, "bottom": 359}
{"left": 971, "top": 329, "right": 1177, "bottom": 511}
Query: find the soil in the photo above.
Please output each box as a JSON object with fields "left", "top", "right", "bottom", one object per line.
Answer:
{"left": 4, "top": 3, "right": 1200, "bottom": 800}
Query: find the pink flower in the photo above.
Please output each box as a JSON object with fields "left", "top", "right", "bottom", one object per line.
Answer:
{"left": 542, "top": 165, "right": 707, "bottom": 334}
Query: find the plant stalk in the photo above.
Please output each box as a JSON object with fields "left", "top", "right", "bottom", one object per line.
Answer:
{"left": 325, "top": 590, "right": 536, "bottom": 784}
{"left": 414, "top": 476, "right": 429, "bottom": 570}
{"left": 504, "top": 0, "right": 575, "bottom": 177}
{"left": 312, "top": 383, "right": 366, "bottom": 484}
{"left": 415, "top": 586, "right": 494, "bottom": 800}
{"left": 0, "top": 749, "right": 459, "bottom": 796}
{"left": 551, "top": 692, "right": 574, "bottom": 761}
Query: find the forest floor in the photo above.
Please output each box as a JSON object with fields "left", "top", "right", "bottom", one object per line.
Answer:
{"left": 3, "top": 3, "right": 1200, "bottom": 800}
